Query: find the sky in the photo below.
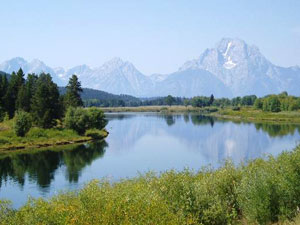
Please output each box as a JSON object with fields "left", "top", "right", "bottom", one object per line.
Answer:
{"left": 0, "top": 0, "right": 299, "bottom": 75}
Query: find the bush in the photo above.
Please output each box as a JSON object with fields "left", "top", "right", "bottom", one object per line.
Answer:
{"left": 254, "top": 98, "right": 263, "bottom": 109}
{"left": 86, "top": 107, "right": 107, "bottom": 130}
{"left": 64, "top": 107, "right": 107, "bottom": 135}
{"left": 13, "top": 111, "right": 32, "bottom": 137}
{"left": 26, "top": 127, "right": 48, "bottom": 138}
{"left": 64, "top": 107, "right": 89, "bottom": 135}
{"left": 263, "top": 96, "right": 281, "bottom": 112}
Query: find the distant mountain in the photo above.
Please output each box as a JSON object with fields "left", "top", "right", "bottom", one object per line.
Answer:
{"left": 58, "top": 87, "right": 141, "bottom": 106}
{"left": 179, "top": 38, "right": 300, "bottom": 96}
{"left": 65, "top": 58, "right": 154, "bottom": 96}
{"left": 0, "top": 57, "right": 63, "bottom": 86}
{"left": 1, "top": 38, "right": 300, "bottom": 97}
{"left": 155, "top": 69, "right": 232, "bottom": 97}
{"left": 0, "top": 71, "right": 10, "bottom": 78}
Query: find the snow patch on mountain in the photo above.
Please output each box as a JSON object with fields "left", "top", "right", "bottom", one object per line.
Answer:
{"left": 1, "top": 38, "right": 300, "bottom": 97}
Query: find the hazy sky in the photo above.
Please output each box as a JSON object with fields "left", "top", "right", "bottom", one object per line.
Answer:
{"left": 1, "top": 0, "right": 299, "bottom": 74}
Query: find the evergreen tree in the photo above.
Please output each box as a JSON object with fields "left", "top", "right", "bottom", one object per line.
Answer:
{"left": 16, "top": 73, "right": 38, "bottom": 112}
{"left": 209, "top": 94, "right": 214, "bottom": 106}
{"left": 4, "top": 69, "right": 25, "bottom": 118}
{"left": 64, "top": 75, "right": 83, "bottom": 108}
{"left": 16, "top": 86, "right": 28, "bottom": 111}
{"left": 0, "top": 74, "right": 8, "bottom": 109}
{"left": 165, "top": 95, "right": 175, "bottom": 106}
{"left": 31, "top": 73, "right": 61, "bottom": 128}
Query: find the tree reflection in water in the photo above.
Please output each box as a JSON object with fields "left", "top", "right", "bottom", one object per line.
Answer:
{"left": 0, "top": 141, "right": 107, "bottom": 189}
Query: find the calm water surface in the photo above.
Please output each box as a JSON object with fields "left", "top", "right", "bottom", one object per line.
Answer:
{"left": 1, "top": 112, "right": 300, "bottom": 207}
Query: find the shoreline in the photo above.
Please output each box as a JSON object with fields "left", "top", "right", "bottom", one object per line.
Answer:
{"left": 0, "top": 129, "right": 108, "bottom": 153}
{"left": 102, "top": 106, "right": 300, "bottom": 124}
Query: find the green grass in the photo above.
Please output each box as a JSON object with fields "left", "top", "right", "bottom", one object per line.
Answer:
{"left": 0, "top": 120, "right": 108, "bottom": 152}
{"left": 2, "top": 146, "right": 300, "bottom": 224}
{"left": 212, "top": 107, "right": 300, "bottom": 124}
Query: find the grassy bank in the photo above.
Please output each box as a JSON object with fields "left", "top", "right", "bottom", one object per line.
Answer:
{"left": 0, "top": 120, "right": 108, "bottom": 152}
{"left": 211, "top": 107, "right": 300, "bottom": 124}
{"left": 102, "top": 106, "right": 300, "bottom": 124}
{"left": 2, "top": 146, "right": 300, "bottom": 224}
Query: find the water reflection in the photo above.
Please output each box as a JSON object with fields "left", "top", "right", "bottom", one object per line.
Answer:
{"left": 0, "top": 141, "right": 107, "bottom": 189}
{"left": 1, "top": 113, "right": 300, "bottom": 208}
{"left": 255, "top": 123, "right": 300, "bottom": 137}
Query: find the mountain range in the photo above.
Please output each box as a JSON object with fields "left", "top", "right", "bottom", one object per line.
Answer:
{"left": 1, "top": 38, "right": 299, "bottom": 97}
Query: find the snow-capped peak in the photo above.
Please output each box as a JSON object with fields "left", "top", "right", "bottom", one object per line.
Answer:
{"left": 1, "top": 38, "right": 300, "bottom": 97}
{"left": 223, "top": 41, "right": 232, "bottom": 57}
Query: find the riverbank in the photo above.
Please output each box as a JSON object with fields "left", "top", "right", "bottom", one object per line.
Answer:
{"left": 211, "top": 107, "right": 300, "bottom": 124}
{"left": 101, "top": 105, "right": 210, "bottom": 113}
{"left": 102, "top": 106, "right": 300, "bottom": 124}
{"left": 0, "top": 120, "right": 108, "bottom": 152}
{"left": 2, "top": 145, "right": 300, "bottom": 224}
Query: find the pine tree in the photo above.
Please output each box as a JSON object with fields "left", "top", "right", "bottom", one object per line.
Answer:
{"left": 209, "top": 94, "right": 214, "bottom": 106}
{"left": 16, "top": 73, "right": 38, "bottom": 112}
{"left": 64, "top": 75, "right": 83, "bottom": 108}
{"left": 31, "top": 73, "right": 61, "bottom": 128}
{"left": 0, "top": 74, "right": 8, "bottom": 108}
{"left": 165, "top": 95, "right": 175, "bottom": 106}
{"left": 4, "top": 68, "right": 25, "bottom": 118}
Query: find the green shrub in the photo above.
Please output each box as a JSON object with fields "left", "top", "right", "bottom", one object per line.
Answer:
{"left": 64, "top": 107, "right": 89, "bottom": 135}
{"left": 254, "top": 98, "right": 263, "bottom": 109}
{"left": 64, "top": 107, "right": 107, "bottom": 135}
{"left": 26, "top": 127, "right": 48, "bottom": 138}
{"left": 262, "top": 96, "right": 281, "bottom": 112}
{"left": 86, "top": 107, "right": 107, "bottom": 130}
{"left": 13, "top": 111, "right": 32, "bottom": 137}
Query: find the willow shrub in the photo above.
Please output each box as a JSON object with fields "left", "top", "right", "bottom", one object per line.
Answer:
{"left": 64, "top": 107, "right": 107, "bottom": 135}
{"left": 2, "top": 148, "right": 300, "bottom": 224}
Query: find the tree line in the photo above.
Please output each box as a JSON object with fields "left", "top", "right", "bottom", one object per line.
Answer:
{"left": 254, "top": 92, "right": 300, "bottom": 112}
{"left": 0, "top": 69, "right": 106, "bottom": 136}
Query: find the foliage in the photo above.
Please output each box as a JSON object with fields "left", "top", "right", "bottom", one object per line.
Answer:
{"left": 86, "top": 107, "right": 107, "bottom": 130}
{"left": 3, "top": 146, "right": 300, "bottom": 224}
{"left": 3, "top": 69, "right": 25, "bottom": 118}
{"left": 0, "top": 119, "right": 102, "bottom": 151}
{"left": 64, "top": 107, "right": 89, "bottom": 135}
{"left": 64, "top": 75, "right": 83, "bottom": 108}
{"left": 16, "top": 73, "right": 38, "bottom": 112}
{"left": 85, "top": 129, "right": 108, "bottom": 139}
{"left": 165, "top": 95, "right": 175, "bottom": 106}
{"left": 262, "top": 95, "right": 281, "bottom": 112}
{"left": 13, "top": 111, "right": 32, "bottom": 137}
{"left": 64, "top": 107, "right": 107, "bottom": 135}
{"left": 31, "top": 73, "right": 61, "bottom": 128}
{"left": 254, "top": 98, "right": 263, "bottom": 109}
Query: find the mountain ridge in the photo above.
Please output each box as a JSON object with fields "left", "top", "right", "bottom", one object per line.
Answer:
{"left": 1, "top": 38, "right": 299, "bottom": 97}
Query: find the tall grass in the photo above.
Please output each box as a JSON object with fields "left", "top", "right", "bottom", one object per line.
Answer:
{"left": 2, "top": 147, "right": 300, "bottom": 224}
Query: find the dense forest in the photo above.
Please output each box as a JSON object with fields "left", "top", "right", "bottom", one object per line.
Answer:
{"left": 0, "top": 69, "right": 107, "bottom": 137}
{"left": 59, "top": 87, "right": 141, "bottom": 107}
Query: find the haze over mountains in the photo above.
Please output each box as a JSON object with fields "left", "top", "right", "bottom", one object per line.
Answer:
{"left": 1, "top": 38, "right": 299, "bottom": 97}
